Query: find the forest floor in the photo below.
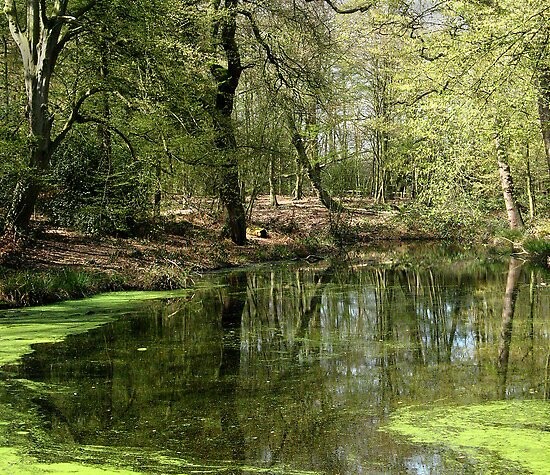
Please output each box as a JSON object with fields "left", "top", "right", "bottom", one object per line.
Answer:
{"left": 0, "top": 195, "right": 548, "bottom": 308}
{"left": 0, "top": 196, "right": 411, "bottom": 275}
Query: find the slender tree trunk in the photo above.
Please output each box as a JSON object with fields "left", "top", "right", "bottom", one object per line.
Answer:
{"left": 268, "top": 154, "right": 278, "bottom": 207}
{"left": 287, "top": 115, "right": 343, "bottom": 212}
{"left": 537, "top": 67, "right": 550, "bottom": 177}
{"left": 494, "top": 131, "right": 524, "bottom": 229}
{"left": 2, "top": 35, "right": 8, "bottom": 112}
{"left": 293, "top": 160, "right": 303, "bottom": 200}
{"left": 525, "top": 142, "right": 535, "bottom": 220}
{"left": 98, "top": 38, "right": 112, "bottom": 163}
{"left": 154, "top": 161, "right": 162, "bottom": 217}
{"left": 211, "top": 0, "right": 246, "bottom": 245}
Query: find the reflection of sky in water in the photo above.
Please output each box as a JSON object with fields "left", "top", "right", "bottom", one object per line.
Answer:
{"left": 7, "top": 260, "right": 550, "bottom": 474}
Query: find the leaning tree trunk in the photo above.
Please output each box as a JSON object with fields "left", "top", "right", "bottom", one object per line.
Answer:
{"left": 287, "top": 115, "right": 343, "bottom": 212}
{"left": 494, "top": 131, "right": 524, "bottom": 230}
{"left": 211, "top": 0, "right": 247, "bottom": 245}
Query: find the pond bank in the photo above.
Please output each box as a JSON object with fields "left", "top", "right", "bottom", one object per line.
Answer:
{"left": 1, "top": 196, "right": 548, "bottom": 309}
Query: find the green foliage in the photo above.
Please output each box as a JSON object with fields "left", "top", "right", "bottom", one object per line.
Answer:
{"left": 328, "top": 210, "right": 360, "bottom": 247}
{"left": 400, "top": 200, "right": 490, "bottom": 242}
{"left": 0, "top": 106, "right": 27, "bottom": 231}
{"left": 252, "top": 244, "right": 295, "bottom": 262}
{"left": 0, "top": 0, "right": 549, "bottom": 242}
{"left": 44, "top": 135, "right": 152, "bottom": 236}
{"left": 138, "top": 265, "right": 192, "bottom": 291}
{"left": 522, "top": 238, "right": 550, "bottom": 265}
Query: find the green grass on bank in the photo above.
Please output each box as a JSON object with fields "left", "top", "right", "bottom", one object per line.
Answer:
{"left": 0, "top": 268, "right": 123, "bottom": 309}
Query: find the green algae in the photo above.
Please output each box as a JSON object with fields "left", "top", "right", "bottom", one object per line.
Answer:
{"left": 0, "top": 289, "right": 190, "bottom": 474}
{"left": 0, "top": 447, "right": 140, "bottom": 474}
{"left": 1, "top": 289, "right": 192, "bottom": 318}
{"left": 0, "top": 290, "right": 192, "bottom": 367}
{"left": 387, "top": 400, "right": 550, "bottom": 474}
{"left": 0, "top": 285, "right": 322, "bottom": 474}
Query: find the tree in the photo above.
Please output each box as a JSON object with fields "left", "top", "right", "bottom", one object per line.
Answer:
{"left": 383, "top": 0, "right": 546, "bottom": 229}
{"left": 3, "top": 0, "right": 98, "bottom": 234}
{"left": 209, "top": 0, "right": 247, "bottom": 245}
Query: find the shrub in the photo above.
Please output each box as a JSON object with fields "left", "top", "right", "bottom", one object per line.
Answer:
{"left": 42, "top": 135, "right": 153, "bottom": 236}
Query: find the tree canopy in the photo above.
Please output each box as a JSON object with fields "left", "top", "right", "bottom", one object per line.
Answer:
{"left": 1, "top": 0, "right": 549, "bottom": 242}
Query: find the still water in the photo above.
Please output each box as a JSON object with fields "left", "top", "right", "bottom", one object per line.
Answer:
{"left": 1, "top": 254, "right": 549, "bottom": 474}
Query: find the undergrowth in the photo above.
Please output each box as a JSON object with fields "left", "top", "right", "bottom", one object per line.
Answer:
{"left": 0, "top": 268, "right": 120, "bottom": 309}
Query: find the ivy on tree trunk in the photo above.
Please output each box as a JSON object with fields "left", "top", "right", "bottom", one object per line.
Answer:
{"left": 210, "top": 0, "right": 247, "bottom": 245}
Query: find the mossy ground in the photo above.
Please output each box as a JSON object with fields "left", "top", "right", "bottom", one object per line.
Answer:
{"left": 387, "top": 400, "right": 550, "bottom": 474}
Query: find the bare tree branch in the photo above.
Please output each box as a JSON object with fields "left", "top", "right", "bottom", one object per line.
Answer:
{"left": 51, "top": 88, "right": 101, "bottom": 151}
{"left": 53, "top": 0, "right": 69, "bottom": 17}
{"left": 3, "top": 0, "right": 23, "bottom": 45}
{"left": 238, "top": 9, "right": 291, "bottom": 88}
{"left": 77, "top": 116, "right": 137, "bottom": 160}
{"left": 73, "top": 0, "right": 97, "bottom": 19}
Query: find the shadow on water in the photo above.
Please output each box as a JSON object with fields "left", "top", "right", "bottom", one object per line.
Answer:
{"left": 1, "top": 251, "right": 550, "bottom": 473}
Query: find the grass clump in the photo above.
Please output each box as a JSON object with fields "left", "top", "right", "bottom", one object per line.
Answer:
{"left": 522, "top": 238, "right": 550, "bottom": 266}
{"left": 0, "top": 269, "right": 116, "bottom": 309}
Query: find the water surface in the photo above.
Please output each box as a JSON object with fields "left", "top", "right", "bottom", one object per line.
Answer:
{"left": 1, "top": 253, "right": 549, "bottom": 473}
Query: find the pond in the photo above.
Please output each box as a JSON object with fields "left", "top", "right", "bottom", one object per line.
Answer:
{"left": 0, "top": 251, "right": 549, "bottom": 474}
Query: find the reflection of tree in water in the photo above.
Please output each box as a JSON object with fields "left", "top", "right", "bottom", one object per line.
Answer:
{"left": 10, "top": 259, "right": 550, "bottom": 473}
{"left": 497, "top": 258, "right": 522, "bottom": 399}
{"left": 219, "top": 272, "right": 247, "bottom": 467}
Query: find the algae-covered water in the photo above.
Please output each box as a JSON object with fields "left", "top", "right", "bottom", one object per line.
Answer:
{"left": 1, "top": 252, "right": 549, "bottom": 474}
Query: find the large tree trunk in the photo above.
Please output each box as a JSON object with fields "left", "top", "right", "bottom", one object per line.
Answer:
{"left": 210, "top": 0, "right": 247, "bottom": 245}
{"left": 494, "top": 131, "right": 524, "bottom": 230}
{"left": 537, "top": 66, "right": 550, "bottom": 177}
{"left": 6, "top": 80, "right": 53, "bottom": 234}
{"left": 3, "top": 0, "right": 71, "bottom": 234}
{"left": 287, "top": 115, "right": 343, "bottom": 212}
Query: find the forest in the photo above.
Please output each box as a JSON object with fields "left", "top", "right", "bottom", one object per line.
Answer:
{"left": 0, "top": 0, "right": 549, "bottom": 298}
{"left": 1, "top": 2, "right": 550, "bottom": 473}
